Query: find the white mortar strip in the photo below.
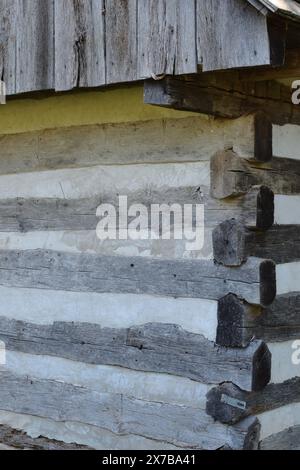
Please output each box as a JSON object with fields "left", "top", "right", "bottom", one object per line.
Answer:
{"left": 0, "top": 230, "right": 214, "bottom": 260}
{"left": 275, "top": 195, "right": 300, "bottom": 225}
{"left": 0, "top": 411, "right": 180, "bottom": 450}
{"left": 0, "top": 286, "right": 218, "bottom": 339}
{"left": 273, "top": 124, "right": 300, "bottom": 161}
{"left": 0, "top": 161, "right": 210, "bottom": 199}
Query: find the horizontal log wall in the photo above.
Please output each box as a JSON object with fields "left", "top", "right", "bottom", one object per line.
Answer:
{"left": 0, "top": 410, "right": 183, "bottom": 450}
{"left": 0, "top": 108, "right": 298, "bottom": 449}
{"left": 217, "top": 293, "right": 300, "bottom": 347}
{"left": 4, "top": 350, "right": 211, "bottom": 410}
{"left": 0, "top": 187, "right": 274, "bottom": 233}
{"left": 144, "top": 73, "right": 300, "bottom": 126}
{"left": 0, "top": 286, "right": 218, "bottom": 340}
{"left": 0, "top": 320, "right": 271, "bottom": 391}
{"left": 0, "top": 116, "right": 277, "bottom": 261}
{"left": 0, "top": 370, "right": 261, "bottom": 450}
{"left": 2, "top": 350, "right": 299, "bottom": 450}
{"left": 0, "top": 249, "right": 276, "bottom": 306}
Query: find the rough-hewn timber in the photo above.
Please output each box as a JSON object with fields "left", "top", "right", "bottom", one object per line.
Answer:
{"left": 206, "top": 378, "right": 300, "bottom": 424}
{"left": 0, "top": 425, "right": 92, "bottom": 450}
{"left": 0, "top": 115, "right": 271, "bottom": 175}
{"left": 217, "top": 293, "right": 300, "bottom": 347}
{"left": 144, "top": 74, "right": 300, "bottom": 126}
{"left": 0, "top": 186, "right": 274, "bottom": 233}
{"left": 213, "top": 220, "right": 300, "bottom": 266}
{"left": 197, "top": 0, "right": 271, "bottom": 72}
{"left": 0, "top": 371, "right": 261, "bottom": 450}
{"left": 0, "top": 250, "right": 276, "bottom": 306}
{"left": 0, "top": 320, "right": 271, "bottom": 391}
{"left": 210, "top": 150, "right": 300, "bottom": 199}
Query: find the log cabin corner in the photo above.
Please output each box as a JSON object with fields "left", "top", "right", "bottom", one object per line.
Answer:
{"left": 0, "top": 0, "right": 300, "bottom": 451}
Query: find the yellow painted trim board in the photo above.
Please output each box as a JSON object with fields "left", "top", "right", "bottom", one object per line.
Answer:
{"left": 0, "top": 85, "right": 198, "bottom": 135}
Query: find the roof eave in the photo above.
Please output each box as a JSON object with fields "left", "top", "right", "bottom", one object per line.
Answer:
{"left": 247, "top": 0, "right": 300, "bottom": 22}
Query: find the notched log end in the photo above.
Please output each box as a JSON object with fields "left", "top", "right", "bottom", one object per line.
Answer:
{"left": 144, "top": 78, "right": 175, "bottom": 108}
{"left": 213, "top": 219, "right": 247, "bottom": 266}
{"left": 259, "top": 259, "right": 276, "bottom": 306}
{"left": 252, "top": 341, "right": 271, "bottom": 392}
{"left": 217, "top": 293, "right": 261, "bottom": 348}
{"left": 206, "top": 382, "right": 248, "bottom": 425}
{"left": 210, "top": 149, "right": 248, "bottom": 199}
{"left": 254, "top": 112, "right": 273, "bottom": 163}
{"left": 256, "top": 186, "right": 274, "bottom": 230}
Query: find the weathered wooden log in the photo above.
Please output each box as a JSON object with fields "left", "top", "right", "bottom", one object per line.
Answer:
{"left": 0, "top": 425, "right": 92, "bottom": 450}
{"left": 197, "top": 0, "right": 283, "bottom": 72}
{"left": 210, "top": 150, "right": 300, "bottom": 199}
{"left": 239, "top": 49, "right": 300, "bottom": 82}
{"left": 206, "top": 378, "right": 300, "bottom": 425}
{"left": 213, "top": 220, "right": 300, "bottom": 266}
{"left": 0, "top": 250, "right": 276, "bottom": 306}
{"left": 144, "top": 74, "right": 300, "bottom": 127}
{"left": 259, "top": 426, "right": 300, "bottom": 450}
{"left": 0, "top": 320, "right": 271, "bottom": 391}
{"left": 0, "top": 115, "right": 274, "bottom": 175}
{"left": 217, "top": 293, "right": 300, "bottom": 347}
{"left": 0, "top": 370, "right": 261, "bottom": 450}
{"left": 0, "top": 185, "right": 274, "bottom": 232}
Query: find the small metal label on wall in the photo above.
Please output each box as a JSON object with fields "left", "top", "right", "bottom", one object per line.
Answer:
{"left": 0, "top": 81, "right": 6, "bottom": 104}
{"left": 221, "top": 394, "right": 246, "bottom": 410}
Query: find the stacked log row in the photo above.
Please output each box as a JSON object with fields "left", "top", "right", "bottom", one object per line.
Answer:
{"left": 0, "top": 113, "right": 279, "bottom": 450}
{"left": 210, "top": 126, "right": 300, "bottom": 450}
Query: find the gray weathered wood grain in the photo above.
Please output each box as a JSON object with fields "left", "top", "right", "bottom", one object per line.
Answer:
{"left": 105, "top": 0, "right": 137, "bottom": 83}
{"left": 0, "top": 114, "right": 273, "bottom": 174}
{"left": 15, "top": 0, "right": 54, "bottom": 94}
{"left": 144, "top": 74, "right": 300, "bottom": 126}
{"left": 211, "top": 150, "right": 300, "bottom": 199}
{"left": 174, "top": 0, "right": 197, "bottom": 75}
{"left": 197, "top": 0, "right": 271, "bottom": 71}
{"left": 0, "top": 424, "right": 92, "bottom": 450}
{"left": 137, "top": 0, "right": 197, "bottom": 78}
{"left": 0, "top": 185, "right": 274, "bottom": 233}
{"left": 0, "top": 0, "right": 295, "bottom": 95}
{"left": 0, "top": 249, "right": 276, "bottom": 306}
{"left": 54, "top": 0, "right": 105, "bottom": 91}
{"left": 0, "top": 0, "right": 17, "bottom": 95}
{"left": 0, "top": 370, "right": 261, "bottom": 449}
{"left": 138, "top": 0, "right": 175, "bottom": 78}
{"left": 259, "top": 426, "right": 300, "bottom": 450}
{"left": 0, "top": 319, "right": 271, "bottom": 391}
{"left": 217, "top": 293, "right": 300, "bottom": 347}
{"left": 213, "top": 220, "right": 300, "bottom": 266}
{"left": 206, "top": 378, "right": 300, "bottom": 425}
